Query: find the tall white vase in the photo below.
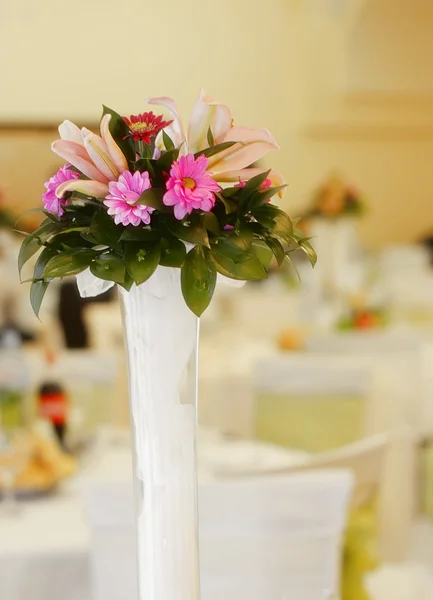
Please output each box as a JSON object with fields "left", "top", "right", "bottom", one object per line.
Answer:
{"left": 103, "top": 266, "right": 200, "bottom": 600}
{"left": 118, "top": 267, "right": 200, "bottom": 600}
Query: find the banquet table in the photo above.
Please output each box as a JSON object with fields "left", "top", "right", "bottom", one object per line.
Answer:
{"left": 0, "top": 429, "right": 309, "bottom": 600}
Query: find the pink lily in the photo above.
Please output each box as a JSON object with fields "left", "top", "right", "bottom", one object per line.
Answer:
{"left": 146, "top": 90, "right": 282, "bottom": 185}
{"left": 51, "top": 114, "right": 128, "bottom": 199}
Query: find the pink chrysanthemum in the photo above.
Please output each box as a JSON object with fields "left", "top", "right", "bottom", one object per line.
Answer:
{"left": 42, "top": 165, "right": 79, "bottom": 216}
{"left": 163, "top": 154, "right": 220, "bottom": 220}
{"left": 123, "top": 112, "right": 173, "bottom": 143}
{"left": 104, "top": 170, "right": 154, "bottom": 227}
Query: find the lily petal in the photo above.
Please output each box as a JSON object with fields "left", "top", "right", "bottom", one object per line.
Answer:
{"left": 188, "top": 89, "right": 232, "bottom": 153}
{"left": 81, "top": 129, "right": 119, "bottom": 181}
{"left": 208, "top": 126, "right": 278, "bottom": 173}
{"left": 100, "top": 114, "right": 128, "bottom": 174}
{"left": 214, "top": 168, "right": 286, "bottom": 198}
{"left": 51, "top": 140, "right": 109, "bottom": 183}
{"left": 58, "top": 120, "right": 83, "bottom": 144}
{"left": 55, "top": 179, "right": 109, "bottom": 198}
{"left": 146, "top": 96, "right": 186, "bottom": 147}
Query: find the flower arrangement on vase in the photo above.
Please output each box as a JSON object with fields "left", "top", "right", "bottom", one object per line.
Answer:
{"left": 306, "top": 173, "right": 364, "bottom": 220}
{"left": 18, "top": 90, "right": 315, "bottom": 317}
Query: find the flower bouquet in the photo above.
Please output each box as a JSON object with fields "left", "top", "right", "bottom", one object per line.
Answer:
{"left": 18, "top": 90, "right": 315, "bottom": 600}
{"left": 306, "top": 173, "right": 364, "bottom": 220}
{"left": 304, "top": 174, "right": 364, "bottom": 300}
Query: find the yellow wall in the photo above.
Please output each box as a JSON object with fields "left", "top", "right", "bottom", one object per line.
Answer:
{"left": 2, "top": 0, "right": 433, "bottom": 247}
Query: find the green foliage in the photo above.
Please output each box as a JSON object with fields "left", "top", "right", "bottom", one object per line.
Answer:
{"left": 124, "top": 243, "right": 160, "bottom": 285}
{"left": 194, "top": 141, "right": 238, "bottom": 159}
{"left": 162, "top": 130, "right": 175, "bottom": 151}
{"left": 207, "top": 127, "right": 215, "bottom": 147}
{"left": 89, "top": 209, "right": 123, "bottom": 250}
{"left": 159, "top": 237, "right": 186, "bottom": 267}
{"left": 167, "top": 218, "right": 210, "bottom": 247}
{"left": 90, "top": 253, "right": 126, "bottom": 283}
{"left": 43, "top": 249, "right": 96, "bottom": 278}
{"left": 30, "top": 280, "right": 50, "bottom": 320}
{"left": 210, "top": 238, "right": 251, "bottom": 264}
{"left": 265, "top": 237, "right": 285, "bottom": 266}
{"left": 181, "top": 246, "right": 216, "bottom": 316}
{"left": 135, "top": 188, "right": 167, "bottom": 212}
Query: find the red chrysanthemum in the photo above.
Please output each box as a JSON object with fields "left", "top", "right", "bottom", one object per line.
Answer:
{"left": 123, "top": 112, "right": 173, "bottom": 143}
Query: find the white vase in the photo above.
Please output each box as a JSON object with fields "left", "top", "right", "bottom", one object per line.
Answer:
{"left": 119, "top": 267, "right": 200, "bottom": 600}
{"left": 310, "top": 217, "right": 361, "bottom": 298}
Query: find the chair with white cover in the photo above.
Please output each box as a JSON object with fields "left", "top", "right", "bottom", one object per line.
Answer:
{"left": 83, "top": 470, "right": 353, "bottom": 600}
{"left": 253, "top": 353, "right": 415, "bottom": 560}
{"left": 305, "top": 329, "right": 433, "bottom": 436}
{"left": 199, "top": 469, "right": 353, "bottom": 600}
{"left": 254, "top": 354, "right": 375, "bottom": 452}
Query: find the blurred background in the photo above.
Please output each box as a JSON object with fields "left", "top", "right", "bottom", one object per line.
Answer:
{"left": 2, "top": 0, "right": 433, "bottom": 599}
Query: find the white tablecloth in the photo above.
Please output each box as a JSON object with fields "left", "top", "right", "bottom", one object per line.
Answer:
{"left": 0, "top": 430, "right": 308, "bottom": 600}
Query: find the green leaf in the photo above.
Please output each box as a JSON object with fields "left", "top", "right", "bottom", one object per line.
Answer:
{"left": 299, "top": 239, "right": 317, "bottom": 267}
{"left": 120, "top": 226, "right": 160, "bottom": 242}
{"left": 212, "top": 252, "right": 267, "bottom": 281}
{"left": 43, "top": 249, "right": 96, "bottom": 278}
{"left": 211, "top": 238, "right": 251, "bottom": 264}
{"left": 257, "top": 185, "right": 286, "bottom": 204}
{"left": 30, "top": 280, "right": 50, "bottom": 319}
{"left": 80, "top": 229, "right": 100, "bottom": 245}
{"left": 167, "top": 219, "right": 210, "bottom": 247}
{"left": 16, "top": 208, "right": 58, "bottom": 224}
{"left": 181, "top": 246, "right": 216, "bottom": 317}
{"left": 159, "top": 237, "right": 186, "bottom": 267}
{"left": 248, "top": 185, "right": 287, "bottom": 210}
{"left": 135, "top": 188, "right": 167, "bottom": 211}
{"left": 34, "top": 247, "right": 58, "bottom": 279}
{"left": 252, "top": 209, "right": 276, "bottom": 229}
{"left": 89, "top": 209, "right": 123, "bottom": 249}
{"left": 50, "top": 231, "right": 92, "bottom": 251}
{"left": 135, "top": 158, "right": 156, "bottom": 178}
{"left": 124, "top": 243, "right": 160, "bottom": 285}
{"left": 162, "top": 130, "right": 175, "bottom": 150}
{"left": 265, "top": 237, "right": 285, "bottom": 266}
{"left": 156, "top": 148, "right": 180, "bottom": 174}
{"left": 195, "top": 141, "right": 238, "bottom": 159}
{"left": 90, "top": 253, "right": 126, "bottom": 283}
{"left": 139, "top": 143, "right": 153, "bottom": 159}
{"left": 18, "top": 219, "right": 61, "bottom": 276}
{"left": 207, "top": 127, "right": 215, "bottom": 147}
{"left": 239, "top": 170, "right": 271, "bottom": 205}
{"left": 202, "top": 212, "right": 221, "bottom": 236}
{"left": 230, "top": 222, "right": 254, "bottom": 250}
{"left": 271, "top": 208, "right": 294, "bottom": 240}
{"left": 102, "top": 105, "right": 135, "bottom": 164}
{"left": 215, "top": 192, "right": 237, "bottom": 215}
{"left": 252, "top": 240, "right": 273, "bottom": 268}
{"left": 18, "top": 235, "right": 41, "bottom": 276}
{"left": 118, "top": 272, "right": 134, "bottom": 291}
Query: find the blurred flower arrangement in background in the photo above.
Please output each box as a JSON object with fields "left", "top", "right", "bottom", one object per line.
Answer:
{"left": 306, "top": 173, "right": 365, "bottom": 219}
{"left": 0, "top": 188, "right": 15, "bottom": 230}
{"left": 18, "top": 91, "right": 316, "bottom": 317}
